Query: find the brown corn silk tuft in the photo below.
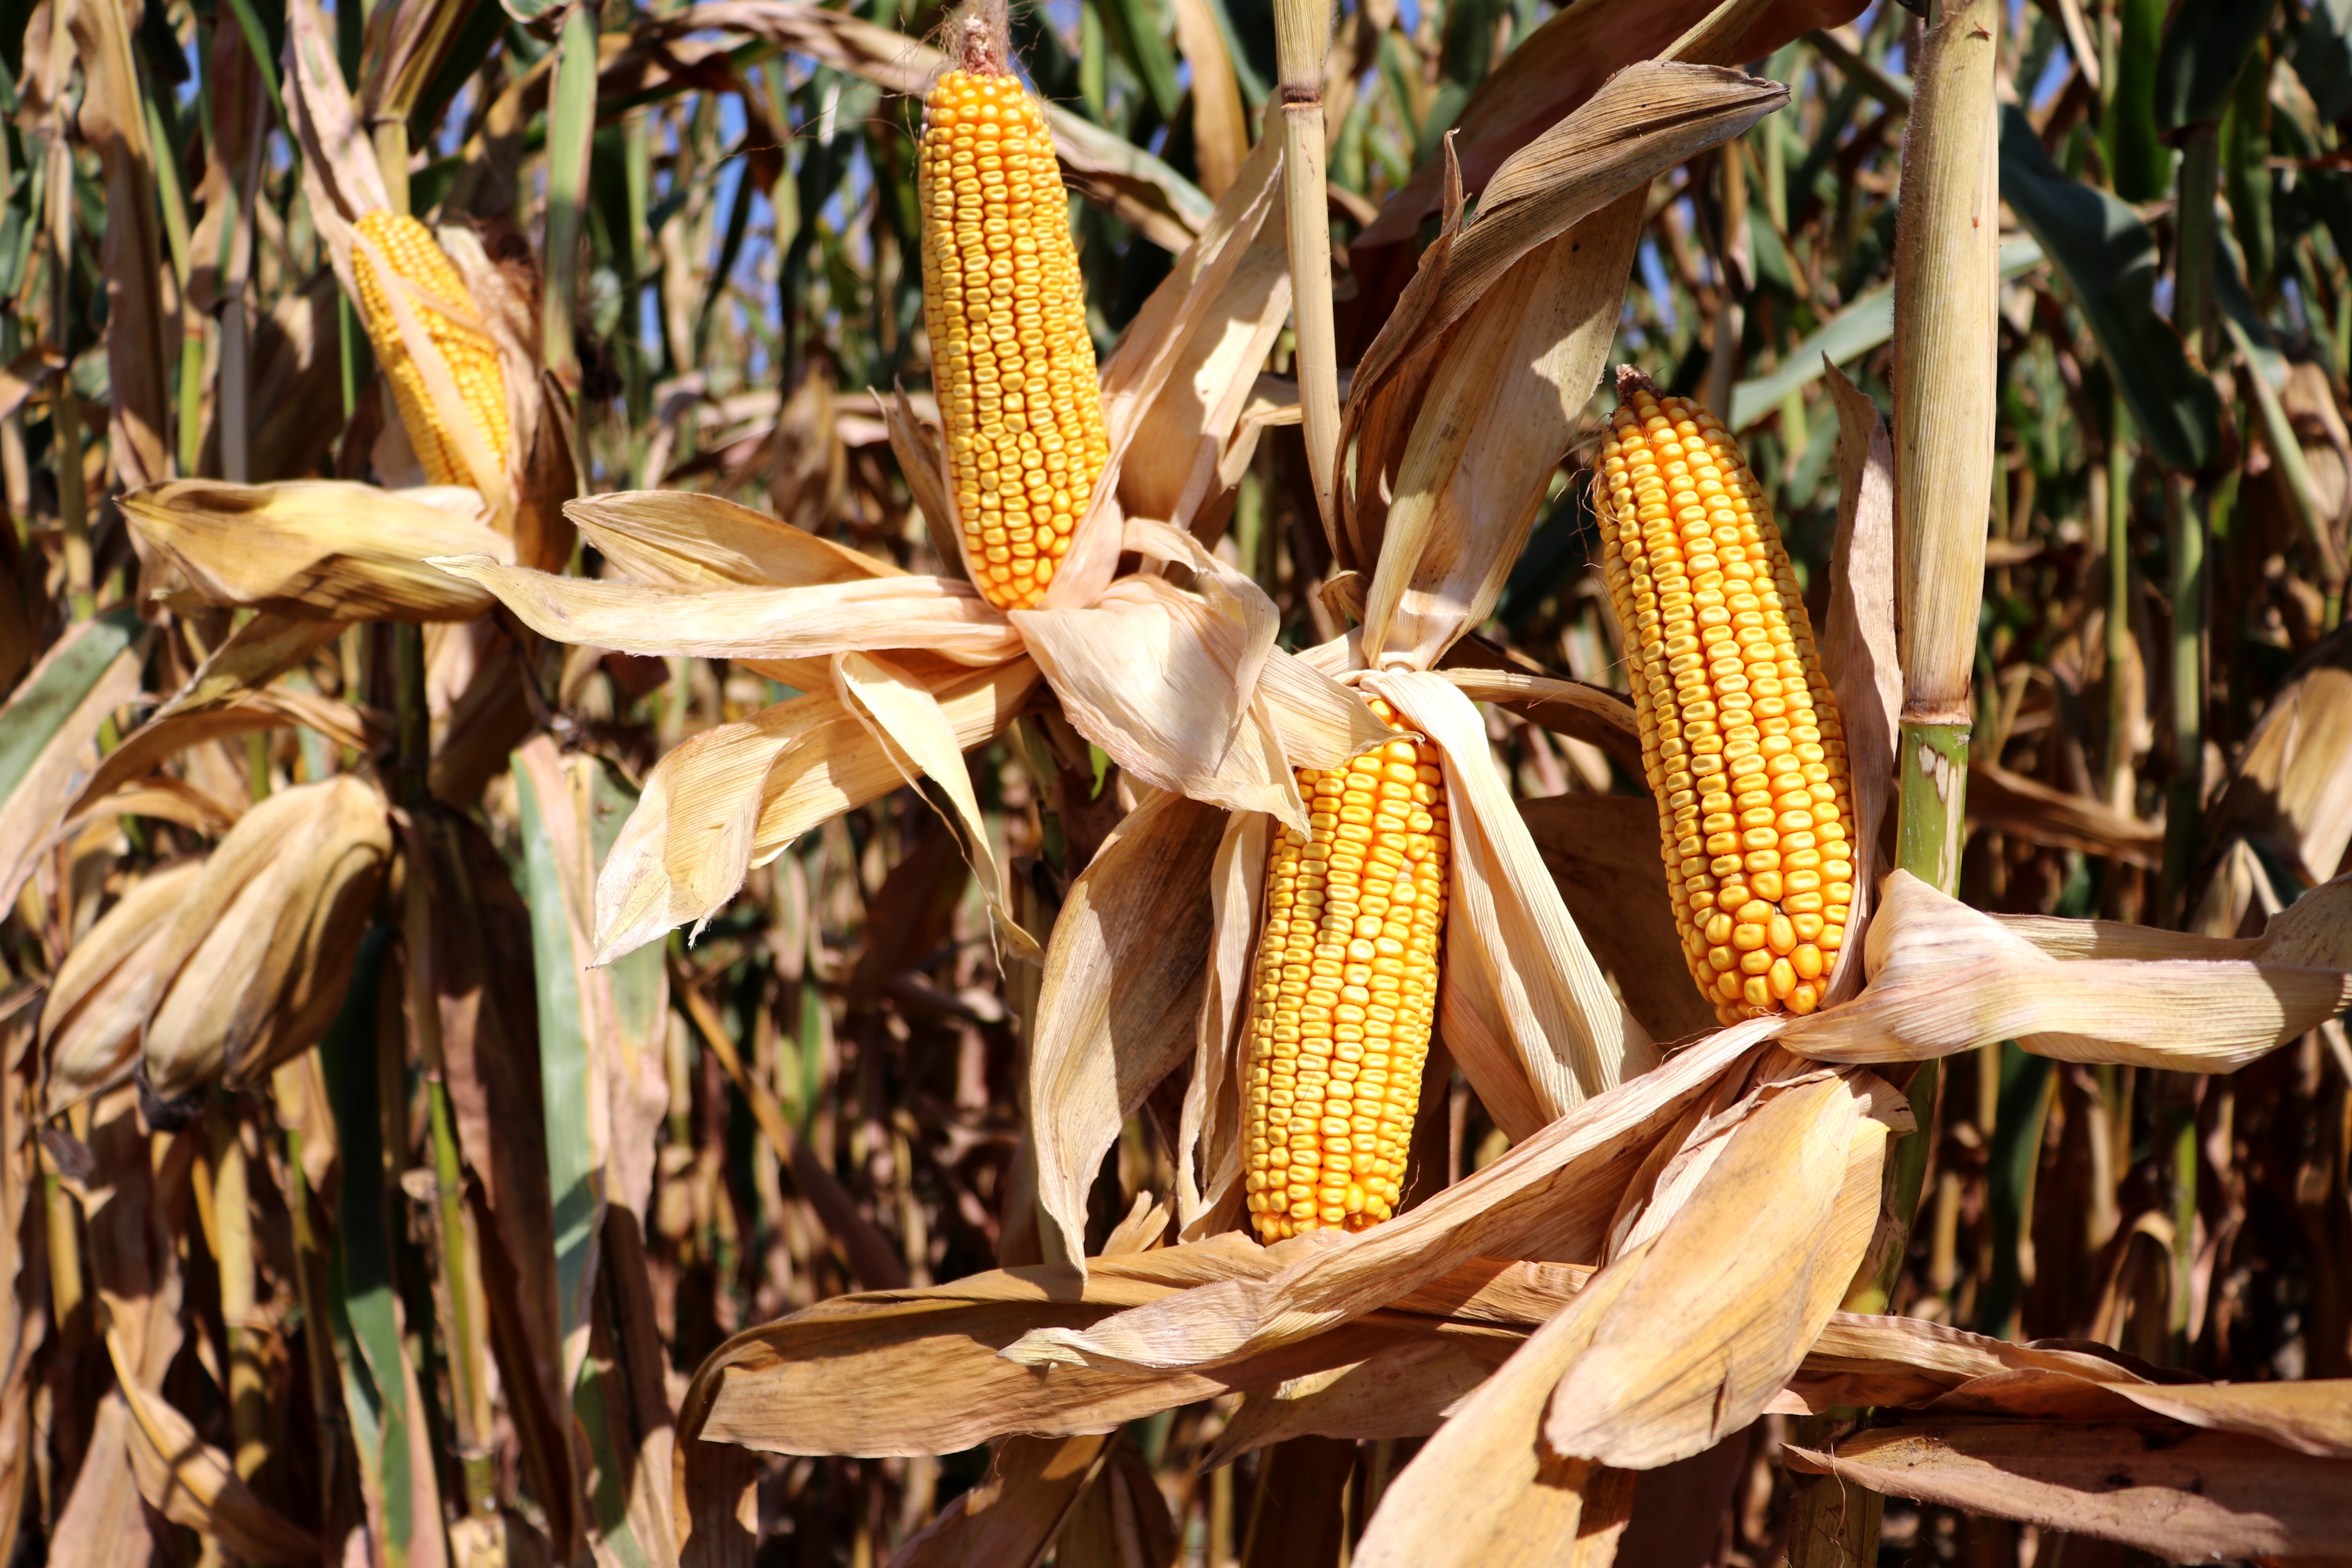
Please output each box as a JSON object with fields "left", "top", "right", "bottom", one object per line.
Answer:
{"left": 1594, "top": 370, "right": 1855, "bottom": 1024}
{"left": 349, "top": 210, "right": 511, "bottom": 486}
{"left": 917, "top": 49, "right": 1111, "bottom": 612}
{"left": 1244, "top": 696, "right": 1449, "bottom": 1241}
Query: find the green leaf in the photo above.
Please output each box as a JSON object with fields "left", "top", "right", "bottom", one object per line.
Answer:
{"left": 1726, "top": 238, "right": 2044, "bottom": 432}
{"left": 318, "top": 926, "right": 430, "bottom": 1564}
{"left": 515, "top": 756, "right": 600, "bottom": 1354}
{"left": 2155, "top": 0, "right": 2278, "bottom": 132}
{"left": 1094, "top": 0, "right": 1181, "bottom": 122}
{"left": 0, "top": 604, "right": 140, "bottom": 802}
{"left": 1998, "top": 106, "right": 2220, "bottom": 473}
{"left": 2104, "top": 0, "right": 2172, "bottom": 201}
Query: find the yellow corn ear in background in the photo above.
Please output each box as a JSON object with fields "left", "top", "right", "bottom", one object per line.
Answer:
{"left": 1244, "top": 698, "right": 1449, "bottom": 1242}
{"left": 350, "top": 210, "right": 511, "bottom": 488}
{"left": 918, "top": 68, "right": 1111, "bottom": 612}
{"left": 1595, "top": 378, "right": 1855, "bottom": 1025}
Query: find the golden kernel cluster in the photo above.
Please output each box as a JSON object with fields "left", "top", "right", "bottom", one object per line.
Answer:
{"left": 1595, "top": 388, "right": 1855, "bottom": 1024}
{"left": 917, "top": 69, "right": 1110, "bottom": 612}
{"left": 350, "top": 210, "right": 510, "bottom": 488}
{"left": 1244, "top": 698, "right": 1449, "bottom": 1242}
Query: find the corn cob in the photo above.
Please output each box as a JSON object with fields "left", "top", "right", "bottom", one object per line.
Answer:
{"left": 1595, "top": 374, "right": 1855, "bottom": 1025}
{"left": 1243, "top": 699, "right": 1448, "bottom": 1242}
{"left": 917, "top": 64, "right": 1110, "bottom": 612}
{"left": 350, "top": 210, "right": 510, "bottom": 488}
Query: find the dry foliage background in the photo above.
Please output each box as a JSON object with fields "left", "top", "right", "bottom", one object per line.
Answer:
{"left": 0, "top": 0, "right": 2348, "bottom": 1563}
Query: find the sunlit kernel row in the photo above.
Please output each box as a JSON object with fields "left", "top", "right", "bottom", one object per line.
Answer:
{"left": 1244, "top": 699, "right": 1449, "bottom": 1242}
{"left": 1596, "top": 389, "right": 1857, "bottom": 1025}
{"left": 917, "top": 70, "right": 1110, "bottom": 611}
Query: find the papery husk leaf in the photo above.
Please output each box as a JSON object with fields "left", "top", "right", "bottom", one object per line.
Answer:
{"left": 141, "top": 776, "right": 394, "bottom": 1098}
{"left": 595, "top": 659, "right": 1039, "bottom": 963}
{"left": 126, "top": 480, "right": 509, "bottom": 621}
{"left": 1371, "top": 670, "right": 1653, "bottom": 1131}
{"left": 880, "top": 387, "right": 962, "bottom": 577}
{"left": 108, "top": 1329, "right": 320, "bottom": 1564}
{"left": 1782, "top": 870, "right": 2352, "bottom": 1071}
{"left": 832, "top": 651, "right": 1040, "bottom": 962}
{"left": 886, "top": 1435, "right": 1115, "bottom": 1568}
{"left": 282, "top": 0, "right": 392, "bottom": 236}
{"left": 41, "top": 862, "right": 206, "bottom": 1114}
{"left": 1541, "top": 1066, "right": 1907, "bottom": 1467}
{"left": 432, "top": 555, "right": 1022, "bottom": 665}
{"left": 1348, "top": 1252, "right": 1644, "bottom": 1568}
{"left": 1013, "top": 521, "right": 1314, "bottom": 830}
{"left": 0, "top": 608, "right": 149, "bottom": 914}
{"left": 1175, "top": 810, "right": 1264, "bottom": 1238}
{"left": 569, "top": 489, "right": 902, "bottom": 588}
{"left": 151, "top": 612, "right": 348, "bottom": 722}
{"left": 1048, "top": 136, "right": 1286, "bottom": 610}
{"left": 1117, "top": 169, "right": 1292, "bottom": 534}
{"left": 1028, "top": 790, "right": 1223, "bottom": 1270}
{"left": 1818, "top": 364, "right": 1902, "bottom": 1002}
{"left": 69, "top": 686, "right": 381, "bottom": 821}
{"left": 1360, "top": 192, "right": 1646, "bottom": 669}
{"left": 1258, "top": 645, "right": 1395, "bottom": 770}
{"left": 1521, "top": 794, "right": 1720, "bottom": 1045}
{"left": 1782, "top": 1424, "right": 2352, "bottom": 1560}
{"left": 1004, "top": 1021, "right": 1773, "bottom": 1372}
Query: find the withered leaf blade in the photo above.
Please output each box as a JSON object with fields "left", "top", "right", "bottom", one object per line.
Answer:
{"left": 1782, "top": 1423, "right": 2352, "bottom": 1561}
{"left": 569, "top": 487, "right": 903, "bottom": 588}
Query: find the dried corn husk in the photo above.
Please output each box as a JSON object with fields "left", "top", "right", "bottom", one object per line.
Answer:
{"left": 570, "top": 488, "right": 902, "bottom": 588}
{"left": 139, "top": 776, "right": 393, "bottom": 1099}
{"left": 123, "top": 479, "right": 510, "bottom": 621}
{"left": 40, "top": 861, "right": 205, "bottom": 1114}
{"left": 1028, "top": 791, "right": 1225, "bottom": 1266}
{"left": 595, "top": 659, "right": 1041, "bottom": 964}
{"left": 1782, "top": 869, "right": 2352, "bottom": 1071}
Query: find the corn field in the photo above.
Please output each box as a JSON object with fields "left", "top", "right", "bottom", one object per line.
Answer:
{"left": 3, "top": 0, "right": 2351, "bottom": 1559}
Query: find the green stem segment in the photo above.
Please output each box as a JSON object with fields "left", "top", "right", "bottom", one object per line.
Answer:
{"left": 2160, "top": 477, "right": 2206, "bottom": 924}
{"left": 1895, "top": 719, "right": 1971, "bottom": 898}
{"left": 542, "top": 0, "right": 601, "bottom": 385}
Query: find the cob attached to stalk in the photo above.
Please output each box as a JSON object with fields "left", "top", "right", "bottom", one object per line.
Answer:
{"left": 1595, "top": 370, "right": 1855, "bottom": 1024}
{"left": 1244, "top": 698, "right": 1449, "bottom": 1241}
{"left": 349, "top": 210, "right": 511, "bottom": 488}
{"left": 916, "top": 2, "right": 1111, "bottom": 611}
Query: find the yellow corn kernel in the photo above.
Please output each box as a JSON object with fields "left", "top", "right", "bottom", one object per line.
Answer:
{"left": 917, "top": 67, "right": 1110, "bottom": 612}
{"left": 1243, "top": 698, "right": 1449, "bottom": 1243}
{"left": 349, "top": 211, "right": 510, "bottom": 488}
{"left": 1593, "top": 371, "right": 1857, "bottom": 1026}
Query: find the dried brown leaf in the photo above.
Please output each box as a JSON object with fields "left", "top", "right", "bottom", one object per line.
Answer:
{"left": 1520, "top": 794, "right": 1720, "bottom": 1045}
{"left": 1782, "top": 1423, "right": 2352, "bottom": 1561}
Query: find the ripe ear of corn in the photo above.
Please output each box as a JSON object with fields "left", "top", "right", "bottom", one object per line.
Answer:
{"left": 917, "top": 67, "right": 1110, "bottom": 612}
{"left": 350, "top": 209, "right": 511, "bottom": 488}
{"left": 1595, "top": 375, "right": 1855, "bottom": 1025}
{"left": 1243, "top": 699, "right": 1448, "bottom": 1242}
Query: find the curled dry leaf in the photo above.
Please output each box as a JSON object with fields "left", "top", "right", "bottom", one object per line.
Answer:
{"left": 1783, "top": 869, "right": 2352, "bottom": 1071}
{"left": 41, "top": 861, "right": 205, "bottom": 1114}
{"left": 140, "top": 776, "right": 394, "bottom": 1100}
{"left": 108, "top": 1330, "right": 320, "bottom": 1564}
{"left": 65, "top": 685, "right": 382, "bottom": 824}
{"left": 124, "top": 480, "right": 511, "bottom": 621}
{"left": 568, "top": 488, "right": 904, "bottom": 588}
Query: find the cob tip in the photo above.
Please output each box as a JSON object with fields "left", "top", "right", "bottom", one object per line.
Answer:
{"left": 946, "top": 0, "right": 1011, "bottom": 75}
{"left": 1613, "top": 363, "right": 1659, "bottom": 400}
